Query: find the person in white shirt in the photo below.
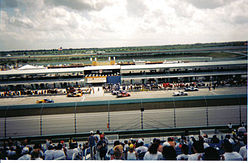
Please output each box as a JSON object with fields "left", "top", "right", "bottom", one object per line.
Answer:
{"left": 227, "top": 123, "right": 233, "bottom": 133}
{"left": 222, "top": 140, "right": 243, "bottom": 161}
{"left": 127, "top": 144, "right": 136, "bottom": 160}
{"left": 135, "top": 139, "right": 148, "bottom": 160}
{"left": 18, "top": 147, "right": 31, "bottom": 160}
{"left": 177, "top": 144, "right": 189, "bottom": 160}
{"left": 66, "top": 143, "right": 79, "bottom": 160}
{"left": 143, "top": 143, "right": 162, "bottom": 160}
{"left": 188, "top": 140, "right": 204, "bottom": 160}
{"left": 44, "top": 144, "right": 55, "bottom": 160}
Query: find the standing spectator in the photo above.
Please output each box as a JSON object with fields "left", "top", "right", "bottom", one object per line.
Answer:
{"left": 177, "top": 144, "right": 189, "bottom": 160}
{"left": 94, "top": 130, "right": 101, "bottom": 159}
{"left": 88, "top": 131, "right": 96, "bottom": 160}
{"left": 96, "top": 134, "right": 108, "bottom": 160}
{"left": 18, "top": 147, "right": 31, "bottom": 160}
{"left": 188, "top": 140, "right": 204, "bottom": 160}
{"left": 123, "top": 140, "right": 129, "bottom": 160}
{"left": 222, "top": 140, "right": 243, "bottom": 161}
{"left": 143, "top": 143, "right": 162, "bottom": 160}
{"left": 127, "top": 144, "right": 136, "bottom": 160}
{"left": 162, "top": 146, "right": 177, "bottom": 160}
{"left": 227, "top": 123, "right": 233, "bottom": 133}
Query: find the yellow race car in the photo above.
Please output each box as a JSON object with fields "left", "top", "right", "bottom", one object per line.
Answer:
{"left": 36, "top": 99, "right": 54, "bottom": 103}
{"left": 67, "top": 92, "right": 83, "bottom": 97}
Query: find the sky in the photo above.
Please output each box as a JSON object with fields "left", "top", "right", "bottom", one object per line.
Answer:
{"left": 0, "top": 0, "right": 248, "bottom": 51}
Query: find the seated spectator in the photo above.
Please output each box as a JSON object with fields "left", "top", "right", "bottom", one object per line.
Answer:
{"left": 239, "top": 135, "right": 247, "bottom": 160}
{"left": 188, "top": 140, "right": 204, "bottom": 160}
{"left": 31, "top": 150, "right": 43, "bottom": 160}
{"left": 222, "top": 140, "right": 243, "bottom": 161}
{"left": 176, "top": 144, "right": 189, "bottom": 160}
{"left": 30, "top": 143, "right": 43, "bottom": 160}
{"left": 44, "top": 144, "right": 54, "bottom": 160}
{"left": 18, "top": 147, "right": 31, "bottom": 160}
{"left": 162, "top": 145, "right": 177, "bottom": 160}
{"left": 167, "top": 137, "right": 176, "bottom": 148}
{"left": 154, "top": 138, "right": 163, "bottom": 152}
{"left": 135, "top": 139, "right": 148, "bottom": 160}
{"left": 7, "top": 146, "right": 17, "bottom": 160}
{"left": 66, "top": 142, "right": 78, "bottom": 160}
{"left": 127, "top": 144, "right": 136, "bottom": 160}
{"left": 143, "top": 143, "right": 162, "bottom": 160}
{"left": 113, "top": 149, "right": 122, "bottom": 160}
{"left": 202, "top": 147, "right": 220, "bottom": 160}
{"left": 53, "top": 144, "right": 66, "bottom": 160}
{"left": 211, "top": 135, "right": 220, "bottom": 144}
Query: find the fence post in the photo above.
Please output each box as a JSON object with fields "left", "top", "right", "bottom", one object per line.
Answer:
{"left": 74, "top": 102, "right": 77, "bottom": 134}
{"left": 204, "top": 96, "right": 209, "bottom": 126}
{"left": 238, "top": 95, "right": 242, "bottom": 125}
{"left": 107, "top": 101, "right": 110, "bottom": 131}
{"left": 172, "top": 98, "right": 176, "bottom": 128}
{"left": 141, "top": 107, "right": 144, "bottom": 129}
{"left": 40, "top": 104, "right": 44, "bottom": 136}
{"left": 4, "top": 107, "right": 9, "bottom": 139}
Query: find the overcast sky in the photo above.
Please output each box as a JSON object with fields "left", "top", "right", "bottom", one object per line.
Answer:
{"left": 0, "top": 0, "right": 248, "bottom": 51}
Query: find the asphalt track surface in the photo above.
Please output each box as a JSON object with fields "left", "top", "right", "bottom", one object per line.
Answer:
{"left": 0, "top": 86, "right": 247, "bottom": 106}
{"left": 0, "top": 105, "right": 247, "bottom": 138}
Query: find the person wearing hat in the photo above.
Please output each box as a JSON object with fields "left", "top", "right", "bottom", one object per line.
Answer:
{"left": 135, "top": 138, "right": 148, "bottom": 160}
{"left": 127, "top": 144, "right": 136, "bottom": 160}
{"left": 18, "top": 147, "right": 31, "bottom": 160}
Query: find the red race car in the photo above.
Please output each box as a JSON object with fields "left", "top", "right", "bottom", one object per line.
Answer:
{"left": 116, "top": 91, "right": 131, "bottom": 98}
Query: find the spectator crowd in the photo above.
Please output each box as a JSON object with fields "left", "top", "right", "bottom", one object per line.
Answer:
{"left": 0, "top": 125, "right": 247, "bottom": 161}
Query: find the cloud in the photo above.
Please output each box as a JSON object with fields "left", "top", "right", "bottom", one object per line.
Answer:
{"left": 186, "top": 0, "right": 234, "bottom": 9}
{"left": 0, "top": 0, "right": 248, "bottom": 51}
{"left": 1, "top": 0, "right": 18, "bottom": 8}
{"left": 44, "top": 0, "right": 111, "bottom": 11}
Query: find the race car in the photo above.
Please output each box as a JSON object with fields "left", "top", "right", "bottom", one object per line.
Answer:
{"left": 36, "top": 99, "right": 54, "bottom": 103}
{"left": 67, "top": 92, "right": 83, "bottom": 97}
{"left": 111, "top": 90, "right": 120, "bottom": 95}
{"left": 116, "top": 91, "right": 131, "bottom": 98}
{"left": 173, "top": 91, "right": 188, "bottom": 96}
{"left": 184, "top": 87, "right": 199, "bottom": 91}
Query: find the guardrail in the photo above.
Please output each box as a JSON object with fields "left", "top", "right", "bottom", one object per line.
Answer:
{"left": 0, "top": 125, "right": 241, "bottom": 143}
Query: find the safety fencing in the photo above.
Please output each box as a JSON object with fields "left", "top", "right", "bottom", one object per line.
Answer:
{"left": 0, "top": 94, "right": 247, "bottom": 138}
